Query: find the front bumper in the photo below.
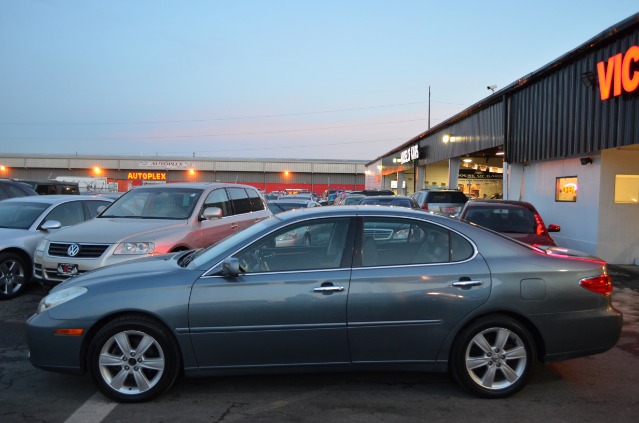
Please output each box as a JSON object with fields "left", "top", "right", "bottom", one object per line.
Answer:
{"left": 26, "top": 312, "right": 92, "bottom": 374}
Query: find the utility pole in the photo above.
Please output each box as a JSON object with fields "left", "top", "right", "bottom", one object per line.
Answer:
{"left": 428, "top": 86, "right": 431, "bottom": 130}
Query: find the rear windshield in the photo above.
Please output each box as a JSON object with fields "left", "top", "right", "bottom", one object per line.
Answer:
{"left": 425, "top": 191, "right": 468, "bottom": 203}
{"left": 465, "top": 206, "right": 536, "bottom": 234}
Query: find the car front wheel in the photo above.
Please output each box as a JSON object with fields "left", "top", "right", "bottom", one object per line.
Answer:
{"left": 88, "top": 316, "right": 181, "bottom": 402}
{"left": 450, "top": 315, "right": 536, "bottom": 398}
{"left": 0, "top": 252, "right": 29, "bottom": 300}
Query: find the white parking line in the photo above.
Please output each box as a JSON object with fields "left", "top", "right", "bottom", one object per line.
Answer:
{"left": 64, "top": 392, "right": 116, "bottom": 423}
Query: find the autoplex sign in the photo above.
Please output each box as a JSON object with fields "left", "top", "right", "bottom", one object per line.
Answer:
{"left": 597, "top": 45, "right": 639, "bottom": 100}
{"left": 127, "top": 172, "right": 167, "bottom": 180}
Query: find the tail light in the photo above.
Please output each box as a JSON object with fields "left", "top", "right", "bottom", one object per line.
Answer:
{"left": 533, "top": 213, "right": 546, "bottom": 235}
{"left": 579, "top": 275, "right": 613, "bottom": 296}
{"left": 422, "top": 203, "right": 429, "bottom": 211}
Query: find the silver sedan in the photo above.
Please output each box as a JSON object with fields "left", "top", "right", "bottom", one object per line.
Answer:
{"left": 26, "top": 206, "right": 622, "bottom": 402}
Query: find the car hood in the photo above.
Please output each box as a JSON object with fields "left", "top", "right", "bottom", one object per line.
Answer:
{"left": 53, "top": 252, "right": 199, "bottom": 291}
{"left": 43, "top": 217, "right": 189, "bottom": 243}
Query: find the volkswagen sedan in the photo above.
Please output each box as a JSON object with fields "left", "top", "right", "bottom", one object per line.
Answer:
{"left": 26, "top": 206, "right": 622, "bottom": 402}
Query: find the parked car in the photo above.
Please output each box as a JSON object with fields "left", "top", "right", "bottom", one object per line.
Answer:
{"left": 26, "top": 206, "right": 621, "bottom": 402}
{"left": 412, "top": 189, "right": 468, "bottom": 215}
{"left": 32, "top": 183, "right": 272, "bottom": 286}
{"left": 358, "top": 195, "right": 419, "bottom": 209}
{"left": 267, "top": 198, "right": 321, "bottom": 214}
{"left": 17, "top": 179, "right": 80, "bottom": 195}
{"left": 338, "top": 194, "right": 366, "bottom": 205}
{"left": 0, "top": 195, "right": 114, "bottom": 299}
{"left": 459, "top": 200, "right": 560, "bottom": 246}
{"left": 350, "top": 189, "right": 395, "bottom": 196}
{"left": 0, "top": 178, "right": 38, "bottom": 201}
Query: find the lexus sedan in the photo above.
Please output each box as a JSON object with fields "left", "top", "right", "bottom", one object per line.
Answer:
{"left": 0, "top": 195, "right": 113, "bottom": 299}
{"left": 27, "top": 206, "right": 621, "bottom": 402}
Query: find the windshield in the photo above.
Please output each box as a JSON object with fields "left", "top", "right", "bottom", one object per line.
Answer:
{"left": 188, "top": 216, "right": 280, "bottom": 268}
{"left": 100, "top": 187, "right": 203, "bottom": 219}
{"left": 0, "top": 202, "right": 49, "bottom": 229}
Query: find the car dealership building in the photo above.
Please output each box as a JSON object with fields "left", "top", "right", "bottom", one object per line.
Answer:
{"left": 0, "top": 155, "right": 366, "bottom": 198}
{"left": 366, "top": 13, "right": 639, "bottom": 264}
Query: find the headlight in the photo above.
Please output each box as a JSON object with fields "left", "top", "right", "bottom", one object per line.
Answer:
{"left": 36, "top": 239, "right": 48, "bottom": 253}
{"left": 114, "top": 242, "right": 155, "bottom": 255}
{"left": 37, "top": 286, "right": 88, "bottom": 314}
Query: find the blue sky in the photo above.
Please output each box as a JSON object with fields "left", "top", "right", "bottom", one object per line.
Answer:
{"left": 1, "top": 0, "right": 638, "bottom": 160}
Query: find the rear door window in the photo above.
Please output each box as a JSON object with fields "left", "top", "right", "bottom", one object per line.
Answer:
{"left": 246, "top": 188, "right": 266, "bottom": 212}
{"left": 227, "top": 187, "right": 252, "bottom": 215}
{"left": 361, "top": 217, "right": 474, "bottom": 266}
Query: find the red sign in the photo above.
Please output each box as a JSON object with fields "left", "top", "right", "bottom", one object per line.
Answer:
{"left": 597, "top": 45, "right": 639, "bottom": 100}
{"left": 127, "top": 172, "right": 167, "bottom": 180}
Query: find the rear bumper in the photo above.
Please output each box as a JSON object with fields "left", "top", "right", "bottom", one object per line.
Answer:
{"left": 535, "top": 306, "right": 623, "bottom": 363}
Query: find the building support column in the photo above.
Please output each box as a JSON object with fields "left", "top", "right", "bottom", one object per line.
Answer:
{"left": 397, "top": 172, "right": 406, "bottom": 195}
{"left": 448, "top": 157, "right": 460, "bottom": 189}
{"left": 414, "top": 163, "right": 426, "bottom": 191}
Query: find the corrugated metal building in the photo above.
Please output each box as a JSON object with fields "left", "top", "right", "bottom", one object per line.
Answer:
{"left": 368, "top": 13, "right": 639, "bottom": 264}
{"left": 0, "top": 155, "right": 367, "bottom": 195}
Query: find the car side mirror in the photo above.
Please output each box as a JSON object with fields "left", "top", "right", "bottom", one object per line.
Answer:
{"left": 200, "top": 206, "right": 223, "bottom": 221}
{"left": 96, "top": 205, "right": 107, "bottom": 215}
{"left": 222, "top": 257, "right": 240, "bottom": 277}
{"left": 548, "top": 224, "right": 560, "bottom": 232}
{"left": 40, "top": 220, "right": 62, "bottom": 231}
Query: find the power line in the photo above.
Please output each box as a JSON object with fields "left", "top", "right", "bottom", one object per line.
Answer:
{"left": 0, "top": 100, "right": 467, "bottom": 126}
{"left": 2, "top": 118, "right": 430, "bottom": 140}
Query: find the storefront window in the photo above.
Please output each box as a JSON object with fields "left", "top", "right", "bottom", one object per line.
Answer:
{"left": 556, "top": 176, "right": 578, "bottom": 202}
{"left": 614, "top": 175, "right": 639, "bottom": 204}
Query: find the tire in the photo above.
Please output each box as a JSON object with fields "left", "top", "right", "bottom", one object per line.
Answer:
{"left": 450, "top": 315, "right": 536, "bottom": 398}
{"left": 87, "top": 315, "right": 181, "bottom": 402}
{"left": 0, "top": 252, "right": 29, "bottom": 300}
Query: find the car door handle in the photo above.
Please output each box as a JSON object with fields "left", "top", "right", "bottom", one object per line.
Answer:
{"left": 313, "top": 286, "right": 345, "bottom": 292}
{"left": 452, "top": 280, "right": 483, "bottom": 288}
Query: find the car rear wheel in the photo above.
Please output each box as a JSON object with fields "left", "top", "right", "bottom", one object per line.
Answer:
{"left": 0, "top": 252, "right": 29, "bottom": 300}
{"left": 450, "top": 315, "right": 536, "bottom": 398}
{"left": 88, "top": 316, "right": 181, "bottom": 402}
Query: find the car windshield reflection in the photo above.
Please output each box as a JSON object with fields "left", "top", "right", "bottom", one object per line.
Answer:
{"left": 100, "top": 188, "right": 203, "bottom": 219}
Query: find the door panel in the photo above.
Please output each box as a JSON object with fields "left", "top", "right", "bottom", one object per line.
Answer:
{"left": 347, "top": 217, "right": 491, "bottom": 363}
{"left": 189, "top": 217, "right": 355, "bottom": 369}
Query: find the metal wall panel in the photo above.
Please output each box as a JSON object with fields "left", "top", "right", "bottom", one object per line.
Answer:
{"left": 381, "top": 102, "right": 505, "bottom": 168}
{"left": 508, "top": 27, "right": 639, "bottom": 164}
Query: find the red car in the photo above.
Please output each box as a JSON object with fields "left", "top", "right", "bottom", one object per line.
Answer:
{"left": 459, "top": 200, "right": 560, "bottom": 246}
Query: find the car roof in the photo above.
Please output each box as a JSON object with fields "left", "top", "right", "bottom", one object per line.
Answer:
{"left": 0, "top": 194, "right": 113, "bottom": 205}
{"left": 466, "top": 199, "right": 534, "bottom": 209}
{"left": 269, "top": 199, "right": 314, "bottom": 204}
{"left": 271, "top": 205, "right": 443, "bottom": 224}
{"left": 128, "top": 182, "right": 258, "bottom": 190}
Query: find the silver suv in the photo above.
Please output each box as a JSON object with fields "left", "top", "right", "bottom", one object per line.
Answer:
{"left": 33, "top": 183, "right": 272, "bottom": 285}
{"left": 411, "top": 189, "right": 468, "bottom": 215}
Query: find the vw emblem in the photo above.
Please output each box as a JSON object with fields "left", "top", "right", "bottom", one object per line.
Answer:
{"left": 67, "top": 244, "right": 80, "bottom": 257}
